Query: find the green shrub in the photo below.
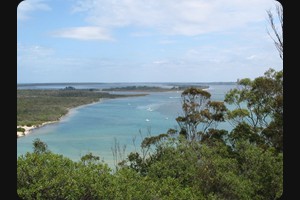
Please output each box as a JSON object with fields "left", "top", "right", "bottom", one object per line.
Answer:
{"left": 17, "top": 127, "right": 25, "bottom": 132}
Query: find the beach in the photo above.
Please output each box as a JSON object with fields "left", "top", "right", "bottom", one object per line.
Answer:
{"left": 17, "top": 121, "right": 58, "bottom": 138}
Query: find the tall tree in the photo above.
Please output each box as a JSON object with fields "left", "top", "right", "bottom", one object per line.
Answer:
{"left": 225, "top": 68, "right": 283, "bottom": 152}
{"left": 176, "top": 87, "right": 227, "bottom": 142}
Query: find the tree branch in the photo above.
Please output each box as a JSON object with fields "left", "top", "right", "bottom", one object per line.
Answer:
{"left": 266, "top": 4, "right": 283, "bottom": 60}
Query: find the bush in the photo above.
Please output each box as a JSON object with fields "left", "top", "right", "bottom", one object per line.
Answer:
{"left": 17, "top": 127, "right": 25, "bottom": 132}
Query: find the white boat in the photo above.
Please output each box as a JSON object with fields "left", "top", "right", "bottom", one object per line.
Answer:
{"left": 147, "top": 107, "right": 153, "bottom": 111}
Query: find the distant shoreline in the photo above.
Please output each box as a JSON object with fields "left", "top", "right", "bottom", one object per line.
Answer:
{"left": 102, "top": 85, "right": 209, "bottom": 93}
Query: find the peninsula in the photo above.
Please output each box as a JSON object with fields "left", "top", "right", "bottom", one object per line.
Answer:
{"left": 17, "top": 87, "right": 146, "bottom": 137}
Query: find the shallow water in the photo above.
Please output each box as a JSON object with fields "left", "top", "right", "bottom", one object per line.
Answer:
{"left": 17, "top": 84, "right": 236, "bottom": 166}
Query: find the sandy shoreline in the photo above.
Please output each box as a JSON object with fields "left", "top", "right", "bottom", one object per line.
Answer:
{"left": 17, "top": 98, "right": 106, "bottom": 138}
{"left": 17, "top": 121, "right": 58, "bottom": 138}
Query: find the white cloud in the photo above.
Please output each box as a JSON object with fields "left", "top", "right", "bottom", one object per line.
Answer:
{"left": 153, "top": 60, "right": 169, "bottom": 65}
{"left": 17, "top": 0, "right": 51, "bottom": 20}
{"left": 71, "top": 0, "right": 277, "bottom": 36}
{"left": 51, "top": 26, "right": 113, "bottom": 41}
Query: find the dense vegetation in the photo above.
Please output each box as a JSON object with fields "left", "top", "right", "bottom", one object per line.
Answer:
{"left": 17, "top": 69, "right": 283, "bottom": 199}
{"left": 17, "top": 88, "right": 146, "bottom": 126}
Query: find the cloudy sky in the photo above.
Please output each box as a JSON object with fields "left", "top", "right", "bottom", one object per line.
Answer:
{"left": 17, "top": 0, "right": 282, "bottom": 83}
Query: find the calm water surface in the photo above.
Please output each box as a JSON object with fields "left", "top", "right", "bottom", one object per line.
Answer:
{"left": 17, "top": 83, "right": 236, "bottom": 166}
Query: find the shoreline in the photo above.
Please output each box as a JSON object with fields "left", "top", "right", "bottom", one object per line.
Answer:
{"left": 16, "top": 89, "right": 184, "bottom": 138}
{"left": 17, "top": 121, "right": 58, "bottom": 138}
{"left": 17, "top": 98, "right": 108, "bottom": 138}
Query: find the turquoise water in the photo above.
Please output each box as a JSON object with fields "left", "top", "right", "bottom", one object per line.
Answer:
{"left": 17, "top": 84, "right": 236, "bottom": 166}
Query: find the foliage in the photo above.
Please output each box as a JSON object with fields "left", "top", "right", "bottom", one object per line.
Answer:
{"left": 17, "top": 150, "right": 112, "bottom": 199}
{"left": 121, "top": 137, "right": 282, "bottom": 199}
{"left": 18, "top": 140, "right": 202, "bottom": 199}
{"left": 80, "top": 152, "right": 100, "bottom": 165}
{"left": 225, "top": 68, "right": 283, "bottom": 152}
{"left": 17, "top": 127, "right": 25, "bottom": 132}
{"left": 32, "top": 138, "right": 49, "bottom": 154}
{"left": 175, "top": 87, "right": 228, "bottom": 141}
{"left": 18, "top": 152, "right": 76, "bottom": 199}
{"left": 109, "top": 168, "right": 201, "bottom": 199}
{"left": 233, "top": 141, "right": 283, "bottom": 200}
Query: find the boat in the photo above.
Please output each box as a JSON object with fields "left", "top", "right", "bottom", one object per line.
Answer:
{"left": 147, "top": 107, "right": 153, "bottom": 111}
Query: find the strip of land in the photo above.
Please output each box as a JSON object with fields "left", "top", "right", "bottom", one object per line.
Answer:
{"left": 102, "top": 85, "right": 209, "bottom": 92}
{"left": 17, "top": 88, "right": 147, "bottom": 138}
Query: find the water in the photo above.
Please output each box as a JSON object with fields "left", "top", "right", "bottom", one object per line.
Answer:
{"left": 17, "top": 83, "right": 236, "bottom": 166}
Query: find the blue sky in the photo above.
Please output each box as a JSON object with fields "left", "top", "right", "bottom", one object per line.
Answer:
{"left": 17, "top": 0, "right": 282, "bottom": 83}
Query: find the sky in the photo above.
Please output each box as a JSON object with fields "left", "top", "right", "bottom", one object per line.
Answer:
{"left": 17, "top": 0, "right": 283, "bottom": 83}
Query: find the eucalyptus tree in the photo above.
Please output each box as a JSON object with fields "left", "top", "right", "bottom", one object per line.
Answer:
{"left": 225, "top": 68, "right": 283, "bottom": 152}
{"left": 176, "top": 87, "right": 227, "bottom": 142}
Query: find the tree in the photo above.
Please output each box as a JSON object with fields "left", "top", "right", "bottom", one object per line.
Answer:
{"left": 225, "top": 68, "right": 283, "bottom": 152}
{"left": 80, "top": 152, "right": 100, "bottom": 165}
{"left": 176, "top": 87, "right": 227, "bottom": 142}
{"left": 234, "top": 140, "right": 283, "bottom": 199}
{"left": 32, "top": 138, "right": 49, "bottom": 154}
{"left": 18, "top": 141, "right": 113, "bottom": 199}
{"left": 267, "top": 2, "right": 283, "bottom": 60}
